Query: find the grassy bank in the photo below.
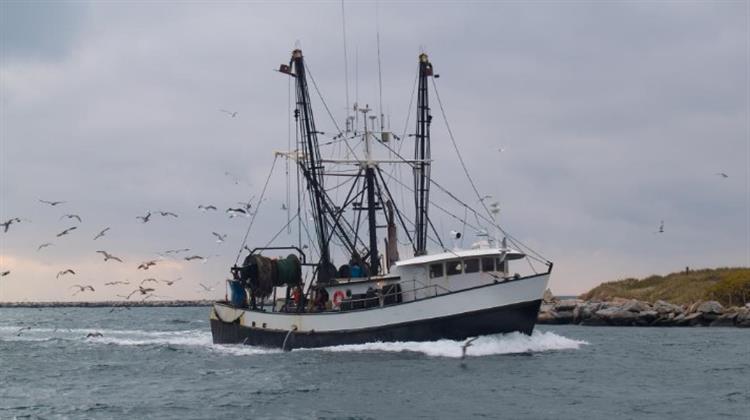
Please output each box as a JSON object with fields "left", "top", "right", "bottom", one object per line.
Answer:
{"left": 579, "top": 267, "right": 750, "bottom": 307}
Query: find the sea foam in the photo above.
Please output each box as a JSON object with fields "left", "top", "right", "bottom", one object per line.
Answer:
{"left": 311, "top": 330, "right": 588, "bottom": 358}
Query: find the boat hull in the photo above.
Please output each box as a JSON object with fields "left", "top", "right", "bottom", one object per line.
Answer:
{"left": 210, "top": 272, "right": 549, "bottom": 349}
{"left": 211, "top": 298, "right": 542, "bottom": 348}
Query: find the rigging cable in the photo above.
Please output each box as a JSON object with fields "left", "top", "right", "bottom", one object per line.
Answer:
{"left": 373, "top": 132, "right": 550, "bottom": 264}
{"left": 234, "top": 155, "right": 280, "bottom": 265}
{"left": 430, "top": 77, "right": 493, "bottom": 223}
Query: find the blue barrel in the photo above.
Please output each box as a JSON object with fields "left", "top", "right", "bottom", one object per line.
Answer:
{"left": 228, "top": 280, "right": 247, "bottom": 307}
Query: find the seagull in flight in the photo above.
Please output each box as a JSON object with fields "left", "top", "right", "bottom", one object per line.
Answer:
{"left": 136, "top": 212, "right": 152, "bottom": 223}
{"left": 226, "top": 208, "right": 248, "bottom": 218}
{"left": 126, "top": 286, "right": 156, "bottom": 300}
{"left": 1, "top": 218, "right": 22, "bottom": 233}
{"left": 37, "top": 243, "right": 54, "bottom": 251}
{"left": 71, "top": 284, "right": 95, "bottom": 295}
{"left": 96, "top": 250, "right": 123, "bottom": 262}
{"left": 198, "top": 204, "right": 217, "bottom": 212}
{"left": 60, "top": 214, "right": 82, "bottom": 223}
{"left": 93, "top": 227, "right": 110, "bottom": 240}
{"left": 56, "top": 226, "right": 77, "bottom": 237}
{"left": 156, "top": 211, "right": 178, "bottom": 218}
{"left": 163, "top": 248, "right": 190, "bottom": 255}
{"left": 1, "top": 270, "right": 10, "bottom": 277}
{"left": 141, "top": 278, "right": 159, "bottom": 285}
{"left": 655, "top": 220, "right": 664, "bottom": 234}
{"left": 212, "top": 232, "right": 227, "bottom": 243}
{"left": 16, "top": 326, "right": 31, "bottom": 336}
{"left": 104, "top": 280, "right": 130, "bottom": 286}
{"left": 237, "top": 201, "right": 253, "bottom": 211}
{"left": 460, "top": 337, "right": 479, "bottom": 368}
{"left": 715, "top": 172, "right": 729, "bottom": 178}
{"left": 198, "top": 283, "right": 214, "bottom": 292}
{"left": 39, "top": 199, "right": 66, "bottom": 206}
{"left": 184, "top": 255, "right": 207, "bottom": 262}
{"left": 220, "top": 109, "right": 238, "bottom": 118}
{"left": 138, "top": 260, "right": 158, "bottom": 270}
{"left": 161, "top": 277, "right": 182, "bottom": 286}
{"left": 56, "top": 269, "right": 76, "bottom": 279}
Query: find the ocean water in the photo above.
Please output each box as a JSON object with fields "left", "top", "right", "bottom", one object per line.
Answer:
{"left": 1, "top": 307, "right": 747, "bottom": 419}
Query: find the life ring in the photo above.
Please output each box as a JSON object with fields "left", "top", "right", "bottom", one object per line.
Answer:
{"left": 332, "top": 290, "right": 346, "bottom": 308}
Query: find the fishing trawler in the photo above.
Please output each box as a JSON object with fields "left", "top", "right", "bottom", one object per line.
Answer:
{"left": 210, "top": 49, "right": 553, "bottom": 349}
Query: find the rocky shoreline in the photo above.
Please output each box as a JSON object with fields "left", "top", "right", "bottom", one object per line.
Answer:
{"left": 539, "top": 291, "right": 750, "bottom": 327}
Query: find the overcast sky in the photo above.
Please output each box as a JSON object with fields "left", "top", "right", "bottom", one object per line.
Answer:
{"left": 1, "top": 1, "right": 748, "bottom": 302}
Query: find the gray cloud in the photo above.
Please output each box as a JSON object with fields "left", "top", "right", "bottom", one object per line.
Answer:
{"left": 1, "top": 1, "right": 747, "bottom": 301}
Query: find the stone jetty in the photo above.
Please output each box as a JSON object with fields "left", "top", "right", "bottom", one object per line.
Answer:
{"left": 538, "top": 291, "right": 750, "bottom": 327}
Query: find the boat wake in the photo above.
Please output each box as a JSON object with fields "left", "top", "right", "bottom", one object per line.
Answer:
{"left": 0, "top": 325, "right": 278, "bottom": 355}
{"left": 1, "top": 326, "right": 585, "bottom": 358}
{"left": 311, "top": 331, "right": 588, "bottom": 358}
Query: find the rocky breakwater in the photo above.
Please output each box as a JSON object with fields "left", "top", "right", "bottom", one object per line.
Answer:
{"left": 538, "top": 294, "right": 750, "bottom": 327}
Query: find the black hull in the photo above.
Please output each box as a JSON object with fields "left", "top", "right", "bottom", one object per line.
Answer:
{"left": 210, "top": 299, "right": 543, "bottom": 349}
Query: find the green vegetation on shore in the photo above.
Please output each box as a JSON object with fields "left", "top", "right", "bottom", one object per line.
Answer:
{"left": 579, "top": 267, "right": 750, "bottom": 307}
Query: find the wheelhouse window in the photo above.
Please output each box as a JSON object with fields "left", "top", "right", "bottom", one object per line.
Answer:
{"left": 464, "top": 258, "right": 479, "bottom": 274}
{"left": 429, "top": 263, "right": 444, "bottom": 278}
{"left": 481, "top": 257, "right": 495, "bottom": 272}
{"left": 446, "top": 260, "right": 463, "bottom": 276}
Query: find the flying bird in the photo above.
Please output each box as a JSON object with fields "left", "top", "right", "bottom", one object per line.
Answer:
{"left": 86, "top": 332, "right": 104, "bottom": 338}
{"left": 281, "top": 203, "right": 288, "bottom": 211}
{"left": 655, "top": 221, "right": 664, "bottom": 234}
{"left": 497, "top": 147, "right": 506, "bottom": 153}
{"left": 71, "top": 284, "right": 95, "bottom": 295}
{"left": 198, "top": 204, "right": 217, "bottom": 212}
{"left": 39, "top": 199, "right": 66, "bottom": 206}
{"left": 237, "top": 201, "right": 253, "bottom": 211}
{"left": 220, "top": 109, "right": 238, "bottom": 118}
{"left": 56, "top": 226, "right": 77, "bottom": 237}
{"left": 96, "top": 250, "right": 123, "bottom": 262}
{"left": 126, "top": 286, "right": 155, "bottom": 300}
{"left": 161, "top": 277, "right": 182, "bottom": 286}
{"left": 715, "top": 172, "right": 729, "bottom": 178}
{"left": 184, "top": 255, "right": 206, "bottom": 262}
{"left": 93, "top": 227, "right": 110, "bottom": 240}
{"left": 156, "top": 211, "right": 178, "bottom": 218}
{"left": 163, "top": 248, "right": 190, "bottom": 255}
{"left": 37, "top": 243, "right": 53, "bottom": 251}
{"left": 104, "top": 281, "right": 130, "bottom": 286}
{"left": 136, "top": 212, "right": 152, "bottom": 223}
{"left": 460, "top": 337, "right": 479, "bottom": 368}
{"left": 16, "top": 326, "right": 31, "bottom": 336}
{"left": 141, "top": 278, "right": 159, "bottom": 285}
{"left": 226, "top": 208, "right": 248, "bottom": 218}
{"left": 60, "top": 214, "right": 82, "bottom": 223}
{"left": 56, "top": 269, "right": 75, "bottom": 279}
{"left": 1, "top": 270, "right": 10, "bottom": 277}
{"left": 198, "top": 283, "right": 214, "bottom": 292}
{"left": 1, "top": 218, "right": 21, "bottom": 233}
{"left": 212, "top": 232, "right": 227, "bottom": 243}
{"left": 137, "top": 260, "right": 158, "bottom": 270}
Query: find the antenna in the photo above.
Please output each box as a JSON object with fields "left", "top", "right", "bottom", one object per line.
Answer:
{"left": 376, "top": 1, "right": 384, "bottom": 136}
{"left": 341, "top": 0, "right": 351, "bottom": 122}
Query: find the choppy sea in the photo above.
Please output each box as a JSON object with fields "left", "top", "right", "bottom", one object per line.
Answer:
{"left": 1, "top": 307, "right": 748, "bottom": 419}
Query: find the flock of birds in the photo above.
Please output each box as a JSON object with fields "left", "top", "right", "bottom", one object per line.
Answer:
{"left": 0, "top": 178, "right": 266, "bottom": 302}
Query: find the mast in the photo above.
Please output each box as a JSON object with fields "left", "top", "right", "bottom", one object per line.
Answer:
{"left": 414, "top": 53, "right": 433, "bottom": 256}
{"left": 361, "top": 106, "right": 380, "bottom": 275}
{"left": 287, "top": 49, "right": 334, "bottom": 281}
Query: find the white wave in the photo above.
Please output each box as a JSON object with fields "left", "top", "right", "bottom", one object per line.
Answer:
{"left": 311, "top": 331, "right": 588, "bottom": 358}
